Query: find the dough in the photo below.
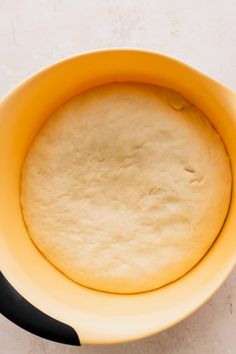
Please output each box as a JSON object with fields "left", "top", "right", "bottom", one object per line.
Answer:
{"left": 21, "top": 83, "right": 231, "bottom": 294}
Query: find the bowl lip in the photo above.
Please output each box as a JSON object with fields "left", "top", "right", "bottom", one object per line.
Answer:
{"left": 1, "top": 46, "right": 234, "bottom": 104}
{"left": 0, "top": 47, "right": 236, "bottom": 345}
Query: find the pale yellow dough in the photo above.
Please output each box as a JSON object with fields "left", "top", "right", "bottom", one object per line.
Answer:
{"left": 21, "top": 83, "right": 231, "bottom": 294}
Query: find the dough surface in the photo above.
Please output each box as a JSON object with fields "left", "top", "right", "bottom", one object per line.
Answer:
{"left": 21, "top": 83, "right": 231, "bottom": 294}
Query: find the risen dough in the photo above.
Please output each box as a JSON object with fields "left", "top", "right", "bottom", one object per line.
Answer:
{"left": 21, "top": 83, "right": 231, "bottom": 294}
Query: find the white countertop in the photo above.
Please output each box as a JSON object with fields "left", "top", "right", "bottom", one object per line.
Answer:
{"left": 1, "top": 1, "right": 236, "bottom": 353}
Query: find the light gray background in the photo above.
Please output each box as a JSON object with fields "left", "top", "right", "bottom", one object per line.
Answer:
{"left": 0, "top": 1, "right": 236, "bottom": 353}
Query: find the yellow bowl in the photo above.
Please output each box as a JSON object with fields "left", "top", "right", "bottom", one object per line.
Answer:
{"left": 0, "top": 49, "right": 236, "bottom": 345}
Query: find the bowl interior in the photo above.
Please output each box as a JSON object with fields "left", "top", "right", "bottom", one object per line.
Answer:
{"left": 0, "top": 50, "right": 236, "bottom": 344}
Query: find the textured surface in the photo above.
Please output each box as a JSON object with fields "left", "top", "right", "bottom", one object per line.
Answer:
{"left": 1, "top": 0, "right": 236, "bottom": 352}
{"left": 21, "top": 83, "right": 231, "bottom": 294}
